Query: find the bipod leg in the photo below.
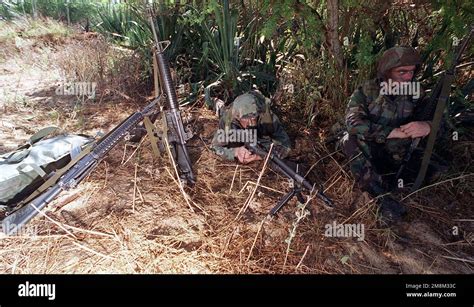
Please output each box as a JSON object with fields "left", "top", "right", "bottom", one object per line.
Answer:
{"left": 269, "top": 187, "right": 299, "bottom": 216}
{"left": 296, "top": 191, "right": 305, "bottom": 204}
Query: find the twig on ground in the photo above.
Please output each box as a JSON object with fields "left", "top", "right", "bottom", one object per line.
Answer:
{"left": 441, "top": 255, "right": 474, "bottom": 264}
{"left": 29, "top": 203, "right": 77, "bottom": 239}
{"left": 163, "top": 137, "right": 194, "bottom": 213}
{"left": 295, "top": 245, "right": 310, "bottom": 271}
{"left": 402, "top": 174, "right": 473, "bottom": 201}
{"left": 235, "top": 144, "right": 273, "bottom": 221}
{"left": 238, "top": 181, "right": 285, "bottom": 195}
{"left": 122, "top": 137, "right": 146, "bottom": 166}
{"left": 247, "top": 217, "right": 266, "bottom": 261}
{"left": 132, "top": 163, "right": 138, "bottom": 213}
{"left": 72, "top": 241, "right": 114, "bottom": 260}
{"left": 229, "top": 164, "right": 239, "bottom": 194}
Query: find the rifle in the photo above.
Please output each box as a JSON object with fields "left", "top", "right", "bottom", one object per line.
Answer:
{"left": 244, "top": 143, "right": 333, "bottom": 215}
{"left": 396, "top": 27, "right": 473, "bottom": 189}
{"left": 148, "top": 10, "right": 195, "bottom": 186}
{"left": 2, "top": 99, "right": 160, "bottom": 235}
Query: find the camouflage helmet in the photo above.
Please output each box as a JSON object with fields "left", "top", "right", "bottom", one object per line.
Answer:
{"left": 377, "top": 46, "right": 421, "bottom": 79}
{"left": 231, "top": 93, "right": 259, "bottom": 119}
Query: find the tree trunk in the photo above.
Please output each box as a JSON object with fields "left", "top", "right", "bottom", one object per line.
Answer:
{"left": 326, "top": 0, "right": 343, "bottom": 68}
{"left": 31, "top": 0, "right": 38, "bottom": 19}
{"left": 66, "top": 0, "right": 71, "bottom": 26}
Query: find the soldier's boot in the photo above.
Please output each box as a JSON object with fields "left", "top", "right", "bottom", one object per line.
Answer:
{"left": 425, "top": 154, "right": 449, "bottom": 184}
{"left": 366, "top": 182, "right": 407, "bottom": 225}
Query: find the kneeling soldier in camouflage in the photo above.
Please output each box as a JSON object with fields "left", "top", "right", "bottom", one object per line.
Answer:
{"left": 341, "top": 46, "right": 446, "bottom": 224}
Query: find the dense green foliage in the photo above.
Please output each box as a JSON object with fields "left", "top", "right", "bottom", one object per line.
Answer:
{"left": 1, "top": 0, "right": 472, "bottom": 124}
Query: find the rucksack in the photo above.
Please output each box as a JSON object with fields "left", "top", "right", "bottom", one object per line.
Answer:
{"left": 0, "top": 127, "right": 93, "bottom": 209}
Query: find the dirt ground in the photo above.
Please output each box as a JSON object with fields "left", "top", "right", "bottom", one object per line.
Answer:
{"left": 0, "top": 25, "right": 473, "bottom": 274}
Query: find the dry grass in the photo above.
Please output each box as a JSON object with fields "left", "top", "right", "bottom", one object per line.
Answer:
{"left": 54, "top": 35, "right": 146, "bottom": 103}
{"left": 2, "top": 115, "right": 471, "bottom": 274}
{"left": 1, "top": 18, "right": 473, "bottom": 275}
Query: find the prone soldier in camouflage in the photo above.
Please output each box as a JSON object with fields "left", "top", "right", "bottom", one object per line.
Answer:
{"left": 211, "top": 90, "right": 291, "bottom": 164}
{"left": 341, "top": 46, "right": 443, "bottom": 224}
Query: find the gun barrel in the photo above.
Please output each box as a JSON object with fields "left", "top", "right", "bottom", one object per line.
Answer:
{"left": 150, "top": 15, "right": 195, "bottom": 186}
{"left": 246, "top": 143, "right": 333, "bottom": 207}
{"left": 149, "top": 16, "right": 161, "bottom": 52}
{"left": 2, "top": 157, "right": 95, "bottom": 234}
{"left": 2, "top": 185, "right": 62, "bottom": 235}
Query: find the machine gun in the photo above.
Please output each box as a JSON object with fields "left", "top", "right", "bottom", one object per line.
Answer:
{"left": 2, "top": 99, "right": 160, "bottom": 235}
{"left": 396, "top": 27, "right": 473, "bottom": 190}
{"left": 244, "top": 143, "right": 333, "bottom": 216}
{"left": 148, "top": 10, "right": 195, "bottom": 186}
{"left": 1, "top": 11, "right": 199, "bottom": 235}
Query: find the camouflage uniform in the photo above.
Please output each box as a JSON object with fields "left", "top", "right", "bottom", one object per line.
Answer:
{"left": 342, "top": 46, "right": 429, "bottom": 193}
{"left": 211, "top": 91, "right": 291, "bottom": 160}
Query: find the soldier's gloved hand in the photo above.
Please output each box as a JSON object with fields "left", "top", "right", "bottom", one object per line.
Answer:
{"left": 234, "top": 146, "right": 262, "bottom": 164}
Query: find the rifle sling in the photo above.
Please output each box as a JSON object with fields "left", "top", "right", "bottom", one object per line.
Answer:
{"left": 11, "top": 143, "right": 94, "bottom": 211}
{"left": 144, "top": 116, "right": 161, "bottom": 159}
{"left": 410, "top": 27, "right": 473, "bottom": 190}
{"left": 152, "top": 51, "right": 160, "bottom": 98}
{"left": 412, "top": 73, "right": 453, "bottom": 191}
